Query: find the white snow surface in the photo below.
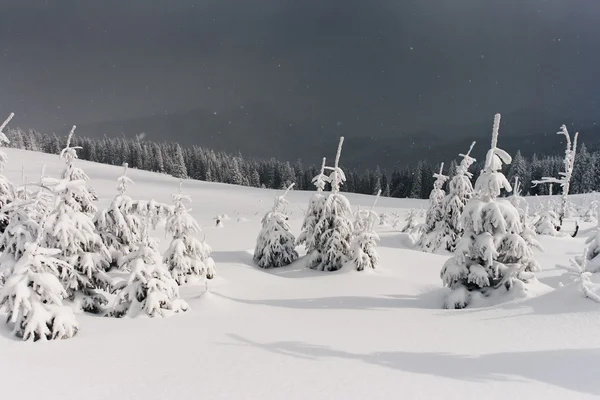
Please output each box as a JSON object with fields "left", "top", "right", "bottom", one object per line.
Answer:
{"left": 1, "top": 148, "right": 600, "bottom": 400}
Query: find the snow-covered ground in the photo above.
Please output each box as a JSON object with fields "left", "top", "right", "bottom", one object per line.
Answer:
{"left": 1, "top": 148, "right": 600, "bottom": 400}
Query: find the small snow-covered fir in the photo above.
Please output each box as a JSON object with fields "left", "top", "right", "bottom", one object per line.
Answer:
{"left": 254, "top": 184, "right": 299, "bottom": 269}
{"left": 439, "top": 142, "right": 476, "bottom": 252}
{"left": 350, "top": 191, "right": 381, "bottom": 271}
{"left": 108, "top": 222, "right": 189, "bottom": 318}
{"left": 309, "top": 137, "right": 354, "bottom": 272}
{"left": 440, "top": 114, "right": 539, "bottom": 309}
{"left": 418, "top": 163, "right": 448, "bottom": 252}
{"left": 164, "top": 181, "right": 216, "bottom": 284}
{"left": 558, "top": 246, "right": 600, "bottom": 303}
{"left": 297, "top": 157, "right": 329, "bottom": 255}
{"left": 0, "top": 113, "right": 16, "bottom": 234}
{"left": 0, "top": 211, "right": 79, "bottom": 341}
{"left": 94, "top": 163, "right": 143, "bottom": 269}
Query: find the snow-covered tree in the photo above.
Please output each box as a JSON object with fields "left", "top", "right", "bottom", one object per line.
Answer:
{"left": 310, "top": 137, "right": 354, "bottom": 271}
{"left": 297, "top": 157, "right": 329, "bottom": 254}
{"left": 534, "top": 204, "right": 561, "bottom": 236}
{"left": 400, "top": 209, "right": 420, "bottom": 233}
{"left": 585, "top": 219, "right": 600, "bottom": 273}
{"left": 172, "top": 143, "right": 187, "bottom": 179}
{"left": 108, "top": 222, "right": 189, "bottom": 318}
{"left": 418, "top": 163, "right": 448, "bottom": 252}
{"left": 164, "top": 181, "right": 216, "bottom": 284}
{"left": 43, "top": 141, "right": 112, "bottom": 313}
{"left": 0, "top": 113, "right": 16, "bottom": 234}
{"left": 59, "top": 126, "right": 97, "bottom": 216}
{"left": 254, "top": 184, "right": 299, "bottom": 268}
{"left": 94, "top": 163, "right": 143, "bottom": 270}
{"left": 439, "top": 142, "right": 476, "bottom": 252}
{"left": 532, "top": 125, "right": 578, "bottom": 223}
{"left": 558, "top": 246, "right": 600, "bottom": 303}
{"left": 0, "top": 213, "right": 79, "bottom": 341}
{"left": 351, "top": 190, "right": 380, "bottom": 271}
{"left": 440, "top": 114, "right": 538, "bottom": 309}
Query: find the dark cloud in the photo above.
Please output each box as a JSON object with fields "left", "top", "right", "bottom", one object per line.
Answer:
{"left": 1, "top": 0, "right": 599, "bottom": 134}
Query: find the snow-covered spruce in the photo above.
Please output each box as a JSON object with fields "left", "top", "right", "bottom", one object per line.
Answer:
{"left": 532, "top": 125, "right": 578, "bottom": 223}
{"left": 254, "top": 183, "right": 299, "bottom": 269}
{"left": 558, "top": 246, "right": 600, "bottom": 303}
{"left": 108, "top": 224, "right": 189, "bottom": 318}
{"left": 440, "top": 114, "right": 538, "bottom": 309}
{"left": 94, "top": 163, "right": 143, "bottom": 270}
{"left": 585, "top": 219, "right": 600, "bottom": 273}
{"left": 534, "top": 205, "right": 561, "bottom": 236}
{"left": 0, "top": 113, "right": 16, "bottom": 234}
{"left": 0, "top": 215, "right": 78, "bottom": 341}
{"left": 0, "top": 198, "right": 41, "bottom": 285}
{"left": 59, "top": 126, "right": 98, "bottom": 216}
{"left": 164, "top": 181, "right": 216, "bottom": 284}
{"left": 438, "top": 142, "right": 476, "bottom": 252}
{"left": 310, "top": 137, "right": 354, "bottom": 271}
{"left": 418, "top": 163, "right": 448, "bottom": 252}
{"left": 351, "top": 190, "right": 381, "bottom": 271}
{"left": 400, "top": 209, "right": 419, "bottom": 232}
{"left": 297, "top": 157, "right": 329, "bottom": 256}
{"left": 43, "top": 147, "right": 112, "bottom": 314}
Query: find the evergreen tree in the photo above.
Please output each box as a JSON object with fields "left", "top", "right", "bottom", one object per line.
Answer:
{"left": 310, "top": 138, "right": 354, "bottom": 271}
{"left": 350, "top": 191, "right": 380, "bottom": 271}
{"left": 164, "top": 181, "right": 216, "bottom": 283}
{"left": 108, "top": 222, "right": 189, "bottom": 318}
{"left": 418, "top": 163, "right": 448, "bottom": 252}
{"left": 441, "top": 114, "right": 538, "bottom": 309}
{"left": 439, "top": 142, "right": 476, "bottom": 252}
{"left": 254, "top": 184, "right": 299, "bottom": 268}
{"left": 0, "top": 113, "right": 16, "bottom": 234}
{"left": 171, "top": 143, "right": 187, "bottom": 178}
{"left": 409, "top": 162, "right": 423, "bottom": 199}
{"left": 298, "top": 158, "right": 329, "bottom": 256}
{"left": 94, "top": 163, "right": 143, "bottom": 270}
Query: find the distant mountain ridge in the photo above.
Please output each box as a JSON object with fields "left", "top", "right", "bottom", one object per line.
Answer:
{"left": 71, "top": 105, "right": 599, "bottom": 170}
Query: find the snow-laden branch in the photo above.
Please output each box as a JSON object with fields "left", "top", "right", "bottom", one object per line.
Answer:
{"left": 0, "top": 112, "right": 14, "bottom": 145}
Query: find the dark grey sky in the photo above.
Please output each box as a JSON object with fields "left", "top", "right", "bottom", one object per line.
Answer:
{"left": 2, "top": 0, "right": 599, "bottom": 132}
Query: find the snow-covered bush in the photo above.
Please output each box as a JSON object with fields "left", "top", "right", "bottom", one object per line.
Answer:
{"left": 94, "top": 163, "right": 143, "bottom": 269}
{"left": 108, "top": 227, "right": 189, "bottom": 318}
{"left": 351, "top": 191, "right": 380, "bottom": 271}
{"left": 309, "top": 138, "right": 354, "bottom": 271}
{"left": 534, "top": 207, "right": 561, "bottom": 236}
{"left": 400, "top": 209, "right": 419, "bottom": 233}
{"left": 418, "top": 163, "right": 448, "bottom": 252}
{"left": 297, "top": 157, "right": 329, "bottom": 255}
{"left": 439, "top": 142, "right": 476, "bottom": 252}
{"left": 164, "top": 181, "right": 215, "bottom": 284}
{"left": 585, "top": 220, "right": 600, "bottom": 273}
{"left": 254, "top": 184, "right": 299, "bottom": 268}
{"left": 0, "top": 226, "right": 79, "bottom": 341}
{"left": 440, "top": 114, "right": 538, "bottom": 309}
{"left": 558, "top": 247, "right": 600, "bottom": 303}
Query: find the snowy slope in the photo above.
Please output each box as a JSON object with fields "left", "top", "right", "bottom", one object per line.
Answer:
{"left": 1, "top": 148, "right": 600, "bottom": 400}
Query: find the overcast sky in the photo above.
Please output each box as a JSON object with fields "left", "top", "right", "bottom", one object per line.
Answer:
{"left": 1, "top": 0, "right": 599, "bottom": 132}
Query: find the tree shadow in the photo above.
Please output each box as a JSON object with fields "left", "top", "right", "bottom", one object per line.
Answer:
{"left": 377, "top": 232, "right": 415, "bottom": 249}
{"left": 212, "top": 289, "right": 447, "bottom": 311}
{"left": 211, "top": 250, "right": 255, "bottom": 266}
{"left": 224, "top": 334, "right": 600, "bottom": 396}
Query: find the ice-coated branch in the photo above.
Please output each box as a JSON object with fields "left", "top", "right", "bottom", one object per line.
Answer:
{"left": 272, "top": 183, "right": 295, "bottom": 213}
{"left": 65, "top": 125, "right": 76, "bottom": 149}
{"left": 370, "top": 189, "right": 382, "bottom": 211}
{"left": 490, "top": 113, "right": 501, "bottom": 153}
{"left": 312, "top": 157, "right": 329, "bottom": 192}
{"left": 117, "top": 162, "right": 134, "bottom": 195}
{"left": 334, "top": 136, "right": 344, "bottom": 169}
{"left": 324, "top": 137, "right": 347, "bottom": 194}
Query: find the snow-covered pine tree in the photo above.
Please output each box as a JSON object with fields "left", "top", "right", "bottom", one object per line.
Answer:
{"left": 440, "top": 114, "right": 538, "bottom": 309}
{"left": 254, "top": 183, "right": 299, "bottom": 268}
{"left": 558, "top": 246, "right": 600, "bottom": 302}
{"left": 0, "top": 113, "right": 16, "bottom": 234}
{"left": 94, "top": 163, "right": 143, "bottom": 270}
{"left": 297, "top": 157, "right": 329, "bottom": 256}
{"left": 532, "top": 125, "right": 578, "bottom": 223}
{"left": 351, "top": 190, "right": 381, "bottom": 271}
{"left": 439, "top": 142, "right": 476, "bottom": 252}
{"left": 584, "top": 218, "right": 600, "bottom": 273}
{"left": 0, "top": 209, "right": 79, "bottom": 341}
{"left": 534, "top": 199, "right": 561, "bottom": 236}
{"left": 43, "top": 149, "right": 112, "bottom": 313}
{"left": 108, "top": 219, "right": 189, "bottom": 318}
{"left": 164, "top": 180, "right": 216, "bottom": 284}
{"left": 59, "top": 126, "right": 97, "bottom": 216}
{"left": 418, "top": 163, "right": 448, "bottom": 252}
{"left": 311, "top": 137, "right": 354, "bottom": 271}
{"left": 401, "top": 209, "right": 420, "bottom": 233}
